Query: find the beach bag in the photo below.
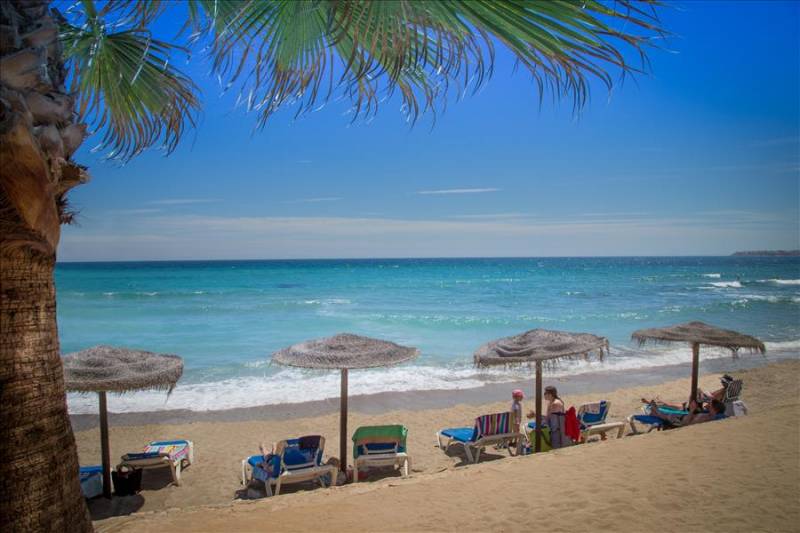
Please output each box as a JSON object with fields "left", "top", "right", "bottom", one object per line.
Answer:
{"left": 112, "top": 468, "right": 142, "bottom": 496}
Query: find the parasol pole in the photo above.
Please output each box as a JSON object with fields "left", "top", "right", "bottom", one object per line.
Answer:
{"left": 534, "top": 360, "right": 542, "bottom": 453}
{"left": 98, "top": 391, "right": 112, "bottom": 498}
{"left": 690, "top": 342, "right": 700, "bottom": 404}
{"left": 340, "top": 368, "right": 348, "bottom": 472}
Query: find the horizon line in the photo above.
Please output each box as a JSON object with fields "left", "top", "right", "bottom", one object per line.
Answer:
{"left": 54, "top": 253, "right": 797, "bottom": 264}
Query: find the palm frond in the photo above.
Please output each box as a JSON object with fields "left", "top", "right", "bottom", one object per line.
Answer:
{"left": 61, "top": 0, "right": 201, "bottom": 160}
{"left": 59, "top": 0, "right": 665, "bottom": 158}
{"left": 196, "top": 0, "right": 664, "bottom": 125}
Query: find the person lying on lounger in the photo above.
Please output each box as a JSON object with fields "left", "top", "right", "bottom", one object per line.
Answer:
{"left": 648, "top": 398, "right": 726, "bottom": 428}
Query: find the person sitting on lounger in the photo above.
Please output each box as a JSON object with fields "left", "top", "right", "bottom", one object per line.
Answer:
{"left": 649, "top": 398, "right": 726, "bottom": 428}
{"left": 642, "top": 374, "right": 736, "bottom": 412}
{"left": 527, "top": 385, "right": 568, "bottom": 448}
{"left": 699, "top": 374, "right": 735, "bottom": 403}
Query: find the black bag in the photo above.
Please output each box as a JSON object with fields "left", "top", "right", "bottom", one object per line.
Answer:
{"left": 112, "top": 468, "right": 142, "bottom": 496}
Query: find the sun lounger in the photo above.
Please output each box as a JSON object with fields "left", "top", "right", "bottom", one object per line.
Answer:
{"left": 628, "top": 403, "right": 730, "bottom": 434}
{"left": 117, "top": 439, "right": 194, "bottom": 486}
{"left": 79, "top": 465, "right": 104, "bottom": 499}
{"left": 241, "top": 435, "right": 336, "bottom": 496}
{"left": 577, "top": 400, "right": 626, "bottom": 440}
{"left": 627, "top": 404, "right": 686, "bottom": 434}
{"left": 352, "top": 425, "right": 410, "bottom": 482}
{"left": 436, "top": 412, "right": 523, "bottom": 463}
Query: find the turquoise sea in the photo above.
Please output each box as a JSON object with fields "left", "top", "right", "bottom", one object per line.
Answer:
{"left": 57, "top": 257, "right": 800, "bottom": 413}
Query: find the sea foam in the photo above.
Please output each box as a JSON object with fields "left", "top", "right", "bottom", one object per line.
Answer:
{"left": 65, "top": 341, "right": 799, "bottom": 414}
{"left": 710, "top": 281, "right": 742, "bottom": 288}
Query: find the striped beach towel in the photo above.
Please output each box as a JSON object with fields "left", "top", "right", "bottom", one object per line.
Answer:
{"left": 143, "top": 440, "right": 191, "bottom": 461}
{"left": 475, "top": 412, "right": 510, "bottom": 438}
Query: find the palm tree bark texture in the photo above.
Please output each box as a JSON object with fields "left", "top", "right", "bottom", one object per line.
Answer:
{"left": 1, "top": 0, "right": 91, "bottom": 530}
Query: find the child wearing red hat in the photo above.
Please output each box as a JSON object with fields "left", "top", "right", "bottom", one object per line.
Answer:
{"left": 511, "top": 389, "right": 524, "bottom": 435}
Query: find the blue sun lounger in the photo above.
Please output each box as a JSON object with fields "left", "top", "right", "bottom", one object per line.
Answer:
{"left": 628, "top": 405, "right": 688, "bottom": 433}
{"left": 436, "top": 412, "right": 523, "bottom": 463}
{"left": 576, "top": 400, "right": 626, "bottom": 440}
{"left": 628, "top": 405, "right": 727, "bottom": 434}
{"left": 241, "top": 435, "right": 336, "bottom": 496}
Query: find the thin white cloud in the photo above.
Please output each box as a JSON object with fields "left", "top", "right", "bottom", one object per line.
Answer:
{"left": 417, "top": 188, "right": 501, "bottom": 195}
{"left": 59, "top": 207, "right": 800, "bottom": 261}
{"left": 575, "top": 212, "right": 649, "bottom": 218}
{"left": 105, "top": 208, "right": 162, "bottom": 215}
{"left": 282, "top": 197, "right": 343, "bottom": 204}
{"left": 297, "top": 159, "right": 313, "bottom": 164}
{"left": 148, "top": 198, "right": 220, "bottom": 206}
{"left": 59, "top": 209, "right": 799, "bottom": 261}
{"left": 447, "top": 213, "right": 532, "bottom": 220}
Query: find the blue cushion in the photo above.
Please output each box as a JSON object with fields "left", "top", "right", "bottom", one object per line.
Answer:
{"left": 441, "top": 427, "right": 476, "bottom": 443}
{"left": 633, "top": 415, "right": 665, "bottom": 426}
{"left": 79, "top": 465, "right": 102, "bottom": 475}
{"left": 356, "top": 442, "right": 405, "bottom": 456}
{"left": 283, "top": 448, "right": 315, "bottom": 466}
{"left": 124, "top": 451, "right": 162, "bottom": 460}
{"left": 248, "top": 454, "right": 280, "bottom": 480}
{"left": 149, "top": 439, "right": 188, "bottom": 446}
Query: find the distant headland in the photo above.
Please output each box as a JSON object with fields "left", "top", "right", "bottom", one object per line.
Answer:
{"left": 731, "top": 250, "right": 800, "bottom": 257}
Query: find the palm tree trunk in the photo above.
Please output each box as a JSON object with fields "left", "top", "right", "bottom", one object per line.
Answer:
{"left": 1, "top": 0, "right": 91, "bottom": 530}
{"left": 0, "top": 245, "right": 91, "bottom": 532}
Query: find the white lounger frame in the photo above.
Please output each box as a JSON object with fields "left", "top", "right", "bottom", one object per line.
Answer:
{"left": 353, "top": 443, "right": 410, "bottom": 482}
{"left": 577, "top": 401, "right": 625, "bottom": 441}
{"left": 581, "top": 421, "right": 626, "bottom": 440}
{"left": 241, "top": 438, "right": 337, "bottom": 497}
{"left": 436, "top": 431, "right": 523, "bottom": 463}
{"left": 117, "top": 440, "right": 194, "bottom": 486}
{"left": 626, "top": 414, "right": 657, "bottom": 435}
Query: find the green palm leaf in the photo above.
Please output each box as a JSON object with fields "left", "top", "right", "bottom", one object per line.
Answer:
{"left": 196, "top": 0, "right": 664, "bottom": 125}
{"left": 60, "top": 0, "right": 664, "bottom": 158}
{"left": 61, "top": 0, "right": 200, "bottom": 160}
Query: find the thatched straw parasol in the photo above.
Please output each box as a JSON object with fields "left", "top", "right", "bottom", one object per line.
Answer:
{"left": 63, "top": 345, "right": 183, "bottom": 498}
{"left": 272, "top": 333, "right": 418, "bottom": 471}
{"left": 632, "top": 321, "right": 765, "bottom": 403}
{"left": 474, "top": 329, "right": 608, "bottom": 453}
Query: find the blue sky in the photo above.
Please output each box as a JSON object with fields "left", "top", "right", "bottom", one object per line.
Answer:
{"left": 59, "top": 1, "right": 800, "bottom": 261}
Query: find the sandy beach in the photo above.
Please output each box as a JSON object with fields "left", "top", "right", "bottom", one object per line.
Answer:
{"left": 76, "top": 359, "right": 800, "bottom": 532}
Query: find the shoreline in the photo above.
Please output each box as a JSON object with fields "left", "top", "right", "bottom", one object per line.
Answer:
{"left": 79, "top": 359, "right": 800, "bottom": 531}
{"left": 70, "top": 349, "right": 796, "bottom": 431}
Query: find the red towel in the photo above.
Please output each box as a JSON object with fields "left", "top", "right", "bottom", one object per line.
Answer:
{"left": 564, "top": 406, "right": 581, "bottom": 443}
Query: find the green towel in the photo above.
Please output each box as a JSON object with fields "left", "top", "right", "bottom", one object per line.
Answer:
{"left": 352, "top": 425, "right": 408, "bottom": 458}
{"left": 527, "top": 426, "right": 553, "bottom": 453}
